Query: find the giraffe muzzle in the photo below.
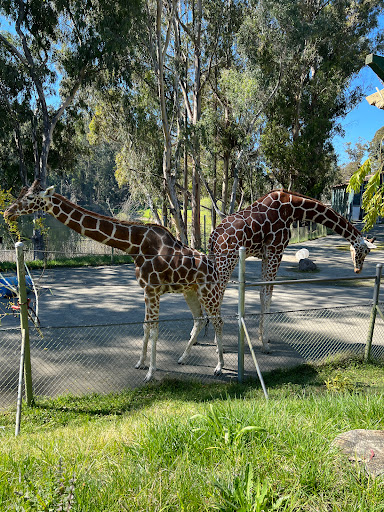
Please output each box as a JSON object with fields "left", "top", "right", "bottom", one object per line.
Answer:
{"left": 3, "top": 209, "right": 18, "bottom": 222}
{"left": 354, "top": 268, "right": 361, "bottom": 274}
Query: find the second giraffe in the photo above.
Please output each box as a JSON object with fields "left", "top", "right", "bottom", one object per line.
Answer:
{"left": 209, "top": 189, "right": 377, "bottom": 352}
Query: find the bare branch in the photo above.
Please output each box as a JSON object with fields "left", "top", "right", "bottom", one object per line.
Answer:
{"left": 0, "top": 33, "right": 28, "bottom": 67}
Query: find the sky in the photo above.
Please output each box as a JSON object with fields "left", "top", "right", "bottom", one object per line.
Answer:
{"left": 333, "top": 63, "right": 384, "bottom": 166}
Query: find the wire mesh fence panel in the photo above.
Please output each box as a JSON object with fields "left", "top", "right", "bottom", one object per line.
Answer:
{"left": 241, "top": 302, "right": 384, "bottom": 378}
{"left": 1, "top": 302, "right": 383, "bottom": 409}
{"left": 0, "top": 316, "right": 240, "bottom": 410}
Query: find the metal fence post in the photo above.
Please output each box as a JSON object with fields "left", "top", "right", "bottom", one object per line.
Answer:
{"left": 15, "top": 242, "right": 34, "bottom": 407}
{"left": 238, "top": 247, "right": 246, "bottom": 383}
{"left": 365, "top": 263, "right": 383, "bottom": 361}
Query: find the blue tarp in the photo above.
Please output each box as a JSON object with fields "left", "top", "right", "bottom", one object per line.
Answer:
{"left": 0, "top": 276, "right": 33, "bottom": 298}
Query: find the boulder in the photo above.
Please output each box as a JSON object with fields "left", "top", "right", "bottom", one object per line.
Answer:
{"left": 298, "top": 258, "right": 317, "bottom": 272}
{"left": 333, "top": 429, "right": 384, "bottom": 478}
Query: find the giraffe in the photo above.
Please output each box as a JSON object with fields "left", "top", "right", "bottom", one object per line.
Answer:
{"left": 208, "top": 189, "right": 377, "bottom": 352}
{"left": 4, "top": 180, "right": 225, "bottom": 382}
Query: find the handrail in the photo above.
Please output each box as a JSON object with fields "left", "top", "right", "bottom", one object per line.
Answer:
{"left": 245, "top": 274, "right": 377, "bottom": 288}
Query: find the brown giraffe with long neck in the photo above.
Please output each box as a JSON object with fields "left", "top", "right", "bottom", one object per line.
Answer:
{"left": 208, "top": 189, "right": 377, "bottom": 352}
{"left": 4, "top": 180, "right": 224, "bottom": 382}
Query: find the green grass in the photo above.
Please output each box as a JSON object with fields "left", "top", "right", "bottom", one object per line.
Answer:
{"left": 0, "top": 253, "right": 133, "bottom": 272}
{"left": 1, "top": 356, "right": 384, "bottom": 511}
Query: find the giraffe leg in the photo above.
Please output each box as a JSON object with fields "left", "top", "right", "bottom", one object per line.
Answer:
{"left": 259, "top": 250, "right": 285, "bottom": 352}
{"left": 259, "top": 284, "right": 273, "bottom": 353}
{"left": 178, "top": 291, "right": 205, "bottom": 364}
{"left": 201, "top": 291, "right": 225, "bottom": 375}
{"left": 135, "top": 290, "right": 160, "bottom": 382}
{"left": 211, "top": 315, "right": 224, "bottom": 375}
{"left": 135, "top": 321, "right": 150, "bottom": 369}
{"left": 144, "top": 319, "right": 159, "bottom": 382}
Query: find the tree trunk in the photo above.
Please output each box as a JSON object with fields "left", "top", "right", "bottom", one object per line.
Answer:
{"left": 190, "top": 0, "right": 202, "bottom": 249}
{"left": 155, "top": 0, "right": 187, "bottom": 244}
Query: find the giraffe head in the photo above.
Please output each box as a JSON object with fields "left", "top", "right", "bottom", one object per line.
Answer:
{"left": 350, "top": 237, "right": 377, "bottom": 274}
{"left": 4, "top": 180, "right": 55, "bottom": 222}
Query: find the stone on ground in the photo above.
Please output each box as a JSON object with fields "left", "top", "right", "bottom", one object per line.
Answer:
{"left": 333, "top": 429, "right": 384, "bottom": 478}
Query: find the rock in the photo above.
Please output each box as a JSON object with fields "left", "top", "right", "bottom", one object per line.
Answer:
{"left": 333, "top": 429, "right": 384, "bottom": 478}
{"left": 298, "top": 258, "right": 317, "bottom": 271}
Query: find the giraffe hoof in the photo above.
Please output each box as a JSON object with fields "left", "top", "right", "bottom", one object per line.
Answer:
{"left": 135, "top": 361, "right": 147, "bottom": 370}
{"left": 260, "top": 345, "right": 271, "bottom": 354}
{"left": 214, "top": 365, "right": 223, "bottom": 376}
{"left": 178, "top": 354, "right": 188, "bottom": 365}
{"left": 144, "top": 371, "right": 155, "bottom": 383}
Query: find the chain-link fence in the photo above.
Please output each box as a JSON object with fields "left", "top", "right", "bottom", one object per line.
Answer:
{"left": 1, "top": 300, "right": 383, "bottom": 410}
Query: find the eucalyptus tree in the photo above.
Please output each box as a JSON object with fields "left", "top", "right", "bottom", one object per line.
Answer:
{"left": 0, "top": 42, "right": 32, "bottom": 188}
{"left": 198, "top": 0, "right": 283, "bottom": 218}
{"left": 0, "top": 0, "right": 142, "bottom": 256}
{"left": 87, "top": 83, "right": 164, "bottom": 224}
{"left": 245, "top": 0, "right": 384, "bottom": 196}
{"left": 0, "top": 0, "right": 142, "bottom": 188}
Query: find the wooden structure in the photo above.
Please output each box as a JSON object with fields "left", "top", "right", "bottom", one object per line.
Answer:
{"left": 365, "top": 54, "right": 384, "bottom": 110}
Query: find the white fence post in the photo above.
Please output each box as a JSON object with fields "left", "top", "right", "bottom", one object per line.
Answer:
{"left": 365, "top": 263, "right": 383, "bottom": 361}
{"left": 238, "top": 247, "right": 246, "bottom": 382}
{"left": 15, "top": 242, "right": 34, "bottom": 436}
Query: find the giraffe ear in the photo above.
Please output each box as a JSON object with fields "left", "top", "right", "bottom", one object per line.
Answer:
{"left": 40, "top": 186, "right": 55, "bottom": 197}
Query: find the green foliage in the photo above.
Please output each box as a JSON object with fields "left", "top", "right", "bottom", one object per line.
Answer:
{"left": 0, "top": 187, "right": 21, "bottom": 241}
{"left": 14, "top": 458, "right": 75, "bottom": 512}
{"left": 325, "top": 373, "right": 355, "bottom": 392}
{"left": 347, "top": 150, "right": 384, "bottom": 231}
{"left": 213, "top": 464, "right": 292, "bottom": 512}
{"left": 191, "top": 403, "right": 266, "bottom": 449}
{"left": 347, "top": 158, "right": 372, "bottom": 192}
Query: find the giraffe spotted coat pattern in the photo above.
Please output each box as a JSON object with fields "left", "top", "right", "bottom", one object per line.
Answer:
{"left": 209, "top": 189, "right": 377, "bottom": 351}
{"left": 4, "top": 181, "right": 225, "bottom": 382}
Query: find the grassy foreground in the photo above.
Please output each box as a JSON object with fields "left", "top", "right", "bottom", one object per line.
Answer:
{"left": 1, "top": 357, "right": 384, "bottom": 511}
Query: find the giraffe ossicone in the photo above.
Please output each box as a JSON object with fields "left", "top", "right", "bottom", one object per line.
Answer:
{"left": 4, "top": 180, "right": 226, "bottom": 382}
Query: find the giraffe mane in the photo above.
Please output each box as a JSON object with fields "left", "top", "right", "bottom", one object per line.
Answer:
{"left": 53, "top": 193, "right": 178, "bottom": 237}
{"left": 264, "top": 189, "right": 363, "bottom": 238}
{"left": 263, "top": 188, "right": 325, "bottom": 205}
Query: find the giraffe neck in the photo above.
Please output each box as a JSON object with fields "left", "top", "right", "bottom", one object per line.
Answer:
{"left": 286, "top": 192, "right": 362, "bottom": 244}
{"left": 45, "top": 193, "right": 145, "bottom": 253}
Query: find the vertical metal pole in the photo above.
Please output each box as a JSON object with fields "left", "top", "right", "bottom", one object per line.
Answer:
{"left": 365, "top": 263, "right": 383, "bottom": 361}
{"left": 15, "top": 328, "right": 25, "bottom": 436}
{"left": 238, "top": 247, "right": 246, "bottom": 382}
{"left": 15, "top": 242, "right": 34, "bottom": 406}
{"left": 203, "top": 215, "right": 206, "bottom": 252}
